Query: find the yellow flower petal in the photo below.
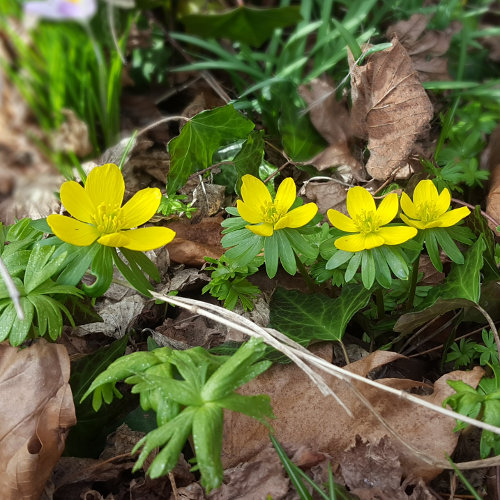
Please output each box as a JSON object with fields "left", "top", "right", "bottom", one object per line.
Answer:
{"left": 346, "top": 186, "right": 376, "bottom": 219}
{"left": 335, "top": 232, "right": 383, "bottom": 252}
{"left": 246, "top": 223, "right": 273, "bottom": 236}
{"left": 85, "top": 163, "right": 124, "bottom": 209}
{"left": 120, "top": 188, "right": 161, "bottom": 229}
{"left": 413, "top": 179, "right": 438, "bottom": 206}
{"left": 237, "top": 200, "right": 263, "bottom": 224}
{"left": 274, "top": 203, "right": 317, "bottom": 230}
{"left": 378, "top": 226, "right": 417, "bottom": 245}
{"left": 400, "top": 192, "right": 418, "bottom": 219}
{"left": 47, "top": 214, "right": 100, "bottom": 246}
{"left": 241, "top": 175, "right": 272, "bottom": 208}
{"left": 376, "top": 193, "right": 398, "bottom": 226}
{"left": 274, "top": 177, "right": 296, "bottom": 215}
{"left": 364, "top": 232, "right": 385, "bottom": 249}
{"left": 435, "top": 206, "right": 471, "bottom": 227}
{"left": 60, "top": 181, "right": 95, "bottom": 223}
{"left": 436, "top": 188, "right": 451, "bottom": 216}
{"left": 400, "top": 213, "right": 426, "bottom": 230}
{"left": 327, "top": 209, "right": 357, "bottom": 232}
{"left": 98, "top": 227, "right": 176, "bottom": 251}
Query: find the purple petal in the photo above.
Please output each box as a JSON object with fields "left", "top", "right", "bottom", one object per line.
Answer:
{"left": 24, "top": 0, "right": 97, "bottom": 21}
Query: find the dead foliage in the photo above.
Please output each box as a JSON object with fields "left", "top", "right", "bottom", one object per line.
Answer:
{"left": 349, "top": 38, "right": 434, "bottom": 180}
{"left": 0, "top": 340, "right": 76, "bottom": 500}
{"left": 386, "top": 14, "right": 461, "bottom": 82}
{"left": 222, "top": 346, "right": 484, "bottom": 483}
{"left": 486, "top": 123, "right": 500, "bottom": 236}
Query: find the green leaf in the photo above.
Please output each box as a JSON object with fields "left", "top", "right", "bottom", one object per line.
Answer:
{"left": 24, "top": 245, "right": 66, "bottom": 294}
{"left": 193, "top": 404, "right": 224, "bottom": 493}
{"left": 56, "top": 243, "right": 99, "bottom": 286}
{"left": 277, "top": 230, "right": 296, "bottom": 275}
{"left": 283, "top": 228, "right": 318, "bottom": 260}
{"left": 264, "top": 234, "right": 279, "bottom": 278}
{"left": 121, "top": 248, "right": 161, "bottom": 282}
{"left": 233, "top": 130, "right": 265, "bottom": 193}
{"left": 270, "top": 285, "right": 371, "bottom": 344}
{"left": 345, "top": 251, "right": 361, "bottom": 282}
{"left": 181, "top": 6, "right": 302, "bottom": 48}
{"left": 372, "top": 247, "right": 392, "bottom": 289}
{"left": 381, "top": 246, "right": 409, "bottom": 280}
{"left": 9, "top": 297, "right": 34, "bottom": 346}
{"left": 82, "top": 245, "right": 114, "bottom": 297}
{"left": 0, "top": 303, "right": 16, "bottom": 341}
{"left": 361, "top": 250, "right": 375, "bottom": 289}
{"left": 326, "top": 250, "right": 353, "bottom": 270}
{"left": 216, "top": 393, "right": 274, "bottom": 426}
{"left": 167, "top": 104, "right": 254, "bottom": 195}
{"left": 394, "top": 236, "right": 486, "bottom": 334}
{"left": 433, "top": 229, "right": 464, "bottom": 264}
{"left": 425, "top": 230, "right": 442, "bottom": 272}
{"left": 112, "top": 250, "right": 153, "bottom": 297}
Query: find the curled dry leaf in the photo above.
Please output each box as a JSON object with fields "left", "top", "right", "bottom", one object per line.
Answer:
{"left": 485, "top": 123, "right": 500, "bottom": 235}
{"left": 0, "top": 339, "right": 76, "bottom": 500}
{"left": 299, "top": 79, "right": 364, "bottom": 180}
{"left": 304, "top": 179, "right": 348, "bottom": 215}
{"left": 386, "top": 14, "right": 461, "bottom": 82}
{"left": 222, "top": 347, "right": 484, "bottom": 483}
{"left": 349, "top": 38, "right": 434, "bottom": 180}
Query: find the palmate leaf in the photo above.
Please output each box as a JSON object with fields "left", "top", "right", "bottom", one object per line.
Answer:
{"left": 180, "top": 6, "right": 302, "bottom": 48}
{"left": 394, "top": 236, "right": 486, "bottom": 334}
{"left": 167, "top": 104, "right": 255, "bottom": 195}
{"left": 270, "top": 285, "right": 371, "bottom": 344}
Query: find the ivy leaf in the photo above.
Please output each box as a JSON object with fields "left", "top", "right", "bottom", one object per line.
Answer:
{"left": 270, "top": 285, "right": 371, "bottom": 344}
{"left": 180, "top": 6, "right": 302, "bottom": 48}
{"left": 167, "top": 104, "right": 254, "bottom": 195}
{"left": 394, "top": 236, "right": 486, "bottom": 334}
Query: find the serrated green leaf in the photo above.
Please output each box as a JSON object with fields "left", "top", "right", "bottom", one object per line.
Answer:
{"left": 24, "top": 245, "right": 66, "bottom": 293}
{"left": 167, "top": 105, "right": 254, "bottom": 195}
{"left": 193, "top": 404, "right": 224, "bottom": 493}
{"left": 181, "top": 6, "right": 301, "bottom": 48}
{"left": 270, "top": 285, "right": 371, "bottom": 344}
{"left": 9, "top": 297, "right": 34, "bottom": 346}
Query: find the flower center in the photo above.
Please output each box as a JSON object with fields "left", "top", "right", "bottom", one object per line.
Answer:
{"left": 354, "top": 211, "right": 380, "bottom": 234}
{"left": 261, "top": 202, "right": 283, "bottom": 226}
{"left": 92, "top": 203, "right": 123, "bottom": 235}
{"left": 67, "top": 0, "right": 81, "bottom": 3}
{"left": 416, "top": 202, "right": 440, "bottom": 223}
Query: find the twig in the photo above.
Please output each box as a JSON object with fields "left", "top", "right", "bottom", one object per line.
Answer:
{"left": 451, "top": 198, "right": 500, "bottom": 229}
{"left": 150, "top": 292, "right": 500, "bottom": 471}
{"left": 137, "top": 115, "right": 190, "bottom": 137}
{"left": 0, "top": 256, "right": 24, "bottom": 320}
{"left": 169, "top": 471, "right": 179, "bottom": 500}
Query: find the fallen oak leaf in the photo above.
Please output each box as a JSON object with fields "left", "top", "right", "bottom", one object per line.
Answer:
{"left": 0, "top": 339, "right": 76, "bottom": 500}
{"left": 349, "top": 38, "right": 434, "bottom": 181}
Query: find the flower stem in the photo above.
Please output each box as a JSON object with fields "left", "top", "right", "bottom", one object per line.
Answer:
{"left": 406, "top": 257, "right": 420, "bottom": 311}
{"left": 294, "top": 253, "right": 317, "bottom": 293}
{"left": 375, "top": 289, "right": 385, "bottom": 320}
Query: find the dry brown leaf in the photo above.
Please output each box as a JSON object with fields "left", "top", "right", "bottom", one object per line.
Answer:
{"left": 485, "top": 124, "right": 500, "bottom": 235}
{"left": 304, "top": 180, "right": 348, "bottom": 215}
{"left": 0, "top": 340, "right": 76, "bottom": 500}
{"left": 167, "top": 216, "right": 224, "bottom": 266}
{"left": 299, "top": 79, "right": 364, "bottom": 179}
{"left": 222, "top": 346, "right": 484, "bottom": 483}
{"left": 349, "top": 38, "right": 434, "bottom": 180}
{"left": 386, "top": 14, "right": 461, "bottom": 82}
{"left": 340, "top": 435, "right": 437, "bottom": 499}
{"left": 208, "top": 446, "right": 290, "bottom": 500}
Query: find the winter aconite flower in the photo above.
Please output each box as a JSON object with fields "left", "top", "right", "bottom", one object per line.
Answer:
{"left": 328, "top": 186, "right": 417, "bottom": 252}
{"left": 237, "top": 174, "right": 318, "bottom": 236}
{"left": 400, "top": 180, "right": 471, "bottom": 229}
{"left": 24, "top": 0, "right": 97, "bottom": 21}
{"left": 47, "top": 163, "right": 175, "bottom": 251}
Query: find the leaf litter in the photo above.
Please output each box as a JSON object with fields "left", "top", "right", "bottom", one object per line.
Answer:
{"left": 1, "top": 5, "right": 500, "bottom": 499}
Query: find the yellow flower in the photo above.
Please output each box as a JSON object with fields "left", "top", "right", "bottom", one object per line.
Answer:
{"left": 400, "top": 180, "right": 471, "bottom": 230}
{"left": 328, "top": 186, "right": 417, "bottom": 252}
{"left": 47, "top": 163, "right": 175, "bottom": 251}
{"left": 236, "top": 174, "right": 318, "bottom": 237}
